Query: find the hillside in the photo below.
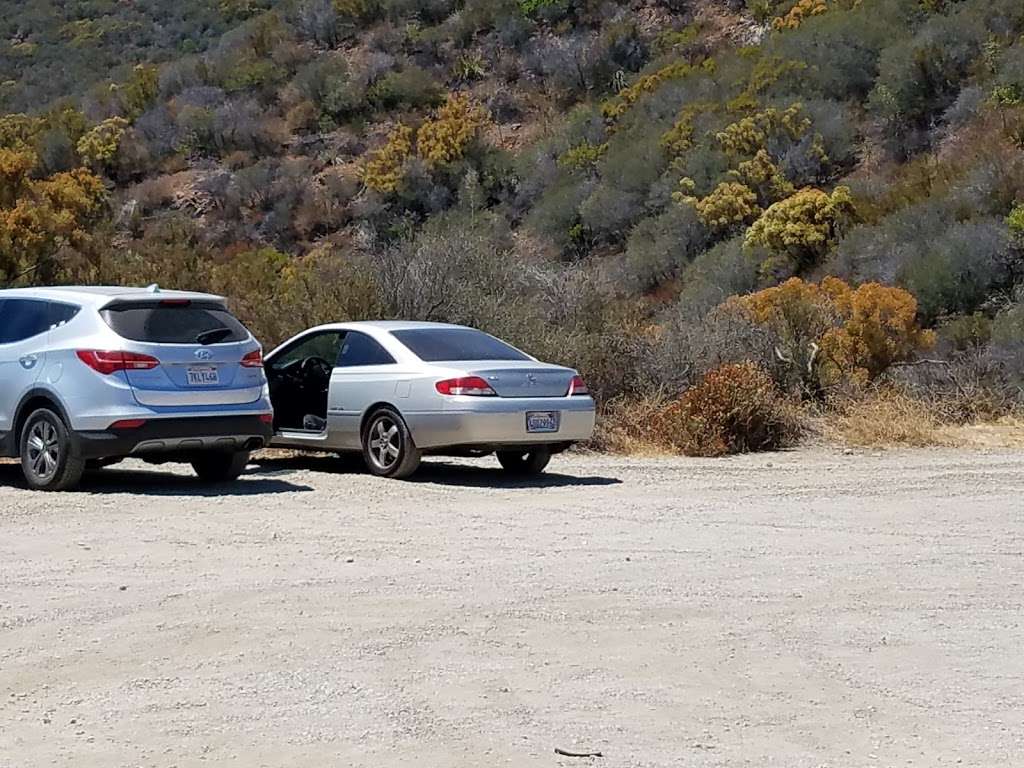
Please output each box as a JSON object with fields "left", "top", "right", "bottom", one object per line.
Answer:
{"left": 1, "top": 0, "right": 1023, "bottom": 450}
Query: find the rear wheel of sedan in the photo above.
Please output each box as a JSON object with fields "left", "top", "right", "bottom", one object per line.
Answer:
{"left": 20, "top": 408, "right": 86, "bottom": 491}
{"left": 362, "top": 407, "right": 421, "bottom": 479}
{"left": 191, "top": 450, "right": 250, "bottom": 483}
{"left": 497, "top": 447, "right": 551, "bottom": 476}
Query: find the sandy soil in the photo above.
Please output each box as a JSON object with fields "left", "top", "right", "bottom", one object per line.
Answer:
{"left": 2, "top": 448, "right": 1023, "bottom": 767}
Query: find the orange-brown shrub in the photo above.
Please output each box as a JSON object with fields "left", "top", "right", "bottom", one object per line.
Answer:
{"left": 655, "top": 362, "right": 803, "bottom": 456}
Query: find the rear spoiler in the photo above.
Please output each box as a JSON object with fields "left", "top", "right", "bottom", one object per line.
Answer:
{"left": 101, "top": 296, "right": 229, "bottom": 311}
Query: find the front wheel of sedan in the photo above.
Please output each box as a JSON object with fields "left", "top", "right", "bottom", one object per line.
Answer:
{"left": 497, "top": 448, "right": 551, "bottom": 476}
{"left": 362, "top": 408, "right": 421, "bottom": 479}
{"left": 20, "top": 408, "right": 85, "bottom": 491}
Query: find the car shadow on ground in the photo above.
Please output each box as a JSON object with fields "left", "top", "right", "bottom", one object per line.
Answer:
{"left": 0, "top": 462, "right": 312, "bottom": 497}
{"left": 251, "top": 454, "right": 622, "bottom": 489}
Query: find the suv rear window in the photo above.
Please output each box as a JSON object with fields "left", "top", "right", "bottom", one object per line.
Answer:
{"left": 102, "top": 301, "right": 249, "bottom": 344}
{"left": 391, "top": 328, "right": 529, "bottom": 362}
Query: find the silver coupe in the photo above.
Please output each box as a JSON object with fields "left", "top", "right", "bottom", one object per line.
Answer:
{"left": 264, "top": 321, "right": 596, "bottom": 478}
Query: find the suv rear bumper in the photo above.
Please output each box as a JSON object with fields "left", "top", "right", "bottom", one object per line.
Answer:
{"left": 73, "top": 415, "right": 274, "bottom": 459}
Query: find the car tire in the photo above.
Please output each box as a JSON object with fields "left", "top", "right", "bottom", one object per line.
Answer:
{"left": 191, "top": 450, "right": 250, "bottom": 483}
{"left": 362, "top": 407, "right": 421, "bottom": 479}
{"left": 497, "top": 448, "right": 552, "bottom": 475}
{"left": 20, "top": 408, "right": 86, "bottom": 492}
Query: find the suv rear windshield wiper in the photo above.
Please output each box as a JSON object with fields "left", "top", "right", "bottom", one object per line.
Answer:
{"left": 196, "top": 327, "right": 234, "bottom": 345}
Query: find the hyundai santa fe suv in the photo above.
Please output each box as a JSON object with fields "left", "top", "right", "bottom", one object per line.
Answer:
{"left": 0, "top": 286, "right": 273, "bottom": 491}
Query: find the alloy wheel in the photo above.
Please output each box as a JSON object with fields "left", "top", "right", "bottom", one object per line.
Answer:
{"left": 368, "top": 416, "right": 401, "bottom": 471}
{"left": 26, "top": 420, "right": 60, "bottom": 482}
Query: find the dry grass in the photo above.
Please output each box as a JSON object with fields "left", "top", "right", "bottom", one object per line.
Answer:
{"left": 825, "top": 388, "right": 944, "bottom": 447}
{"left": 825, "top": 386, "right": 1024, "bottom": 449}
{"left": 589, "top": 392, "right": 677, "bottom": 455}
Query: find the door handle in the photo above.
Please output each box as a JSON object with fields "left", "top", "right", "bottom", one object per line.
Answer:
{"left": 19, "top": 355, "right": 38, "bottom": 369}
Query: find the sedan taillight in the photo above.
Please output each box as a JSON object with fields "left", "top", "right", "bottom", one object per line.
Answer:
{"left": 241, "top": 349, "right": 263, "bottom": 368}
{"left": 568, "top": 375, "right": 589, "bottom": 396}
{"left": 436, "top": 376, "right": 496, "bottom": 396}
{"left": 76, "top": 350, "right": 159, "bottom": 375}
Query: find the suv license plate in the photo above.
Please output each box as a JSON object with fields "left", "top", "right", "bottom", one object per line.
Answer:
{"left": 186, "top": 366, "right": 220, "bottom": 386}
{"left": 526, "top": 411, "right": 560, "bottom": 433}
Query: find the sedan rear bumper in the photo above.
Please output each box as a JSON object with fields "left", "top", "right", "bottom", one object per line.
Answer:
{"left": 73, "top": 414, "right": 274, "bottom": 459}
{"left": 404, "top": 397, "right": 596, "bottom": 450}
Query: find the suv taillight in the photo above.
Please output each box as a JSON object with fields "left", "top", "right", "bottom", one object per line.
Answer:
{"left": 76, "top": 350, "right": 159, "bottom": 375}
{"left": 568, "top": 375, "right": 589, "bottom": 396}
{"left": 241, "top": 349, "right": 263, "bottom": 368}
{"left": 435, "top": 376, "right": 496, "bottom": 396}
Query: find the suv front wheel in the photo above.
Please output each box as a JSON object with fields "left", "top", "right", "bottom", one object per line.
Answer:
{"left": 20, "top": 408, "right": 86, "bottom": 491}
{"left": 191, "top": 450, "right": 251, "bottom": 483}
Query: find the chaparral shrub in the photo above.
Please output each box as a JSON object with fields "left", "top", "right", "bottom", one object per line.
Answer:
{"left": 654, "top": 362, "right": 803, "bottom": 456}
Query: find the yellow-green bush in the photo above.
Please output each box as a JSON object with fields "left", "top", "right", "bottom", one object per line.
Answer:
{"left": 360, "top": 123, "right": 414, "bottom": 193}
{"left": 678, "top": 180, "right": 761, "bottom": 232}
{"left": 744, "top": 185, "right": 855, "bottom": 274}
{"left": 76, "top": 117, "right": 130, "bottom": 168}
{"left": 416, "top": 92, "right": 489, "bottom": 168}
{"left": 773, "top": 0, "right": 829, "bottom": 31}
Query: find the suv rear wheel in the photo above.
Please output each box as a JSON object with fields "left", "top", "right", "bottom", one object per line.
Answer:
{"left": 20, "top": 408, "right": 86, "bottom": 491}
{"left": 497, "top": 448, "right": 551, "bottom": 476}
{"left": 191, "top": 450, "right": 250, "bottom": 483}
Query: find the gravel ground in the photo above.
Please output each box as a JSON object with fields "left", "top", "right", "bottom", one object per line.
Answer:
{"left": 1, "top": 448, "right": 1023, "bottom": 768}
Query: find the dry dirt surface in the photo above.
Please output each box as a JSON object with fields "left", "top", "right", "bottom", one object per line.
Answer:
{"left": 2, "top": 449, "right": 1023, "bottom": 768}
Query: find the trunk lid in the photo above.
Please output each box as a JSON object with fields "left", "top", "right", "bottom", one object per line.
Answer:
{"left": 123, "top": 342, "right": 264, "bottom": 406}
{"left": 461, "top": 361, "right": 574, "bottom": 398}
{"left": 101, "top": 299, "right": 264, "bottom": 407}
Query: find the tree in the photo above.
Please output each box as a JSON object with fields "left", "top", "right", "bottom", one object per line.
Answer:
{"left": 0, "top": 149, "right": 107, "bottom": 283}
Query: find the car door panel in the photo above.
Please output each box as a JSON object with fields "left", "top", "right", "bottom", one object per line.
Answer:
{"left": 0, "top": 299, "right": 51, "bottom": 434}
{"left": 327, "top": 331, "right": 406, "bottom": 450}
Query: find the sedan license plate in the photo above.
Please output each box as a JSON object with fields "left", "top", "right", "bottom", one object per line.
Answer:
{"left": 186, "top": 366, "right": 220, "bottom": 386}
{"left": 526, "top": 411, "right": 560, "bottom": 433}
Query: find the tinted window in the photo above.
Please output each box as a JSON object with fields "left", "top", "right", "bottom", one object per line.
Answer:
{"left": 271, "top": 332, "right": 344, "bottom": 369}
{"left": 50, "top": 302, "right": 80, "bottom": 328}
{"left": 0, "top": 299, "right": 53, "bottom": 344}
{"left": 337, "top": 332, "right": 395, "bottom": 367}
{"left": 102, "top": 302, "right": 249, "bottom": 344}
{"left": 392, "top": 328, "right": 530, "bottom": 362}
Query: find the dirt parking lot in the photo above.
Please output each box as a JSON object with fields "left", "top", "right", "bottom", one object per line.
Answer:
{"left": 1, "top": 448, "right": 1023, "bottom": 767}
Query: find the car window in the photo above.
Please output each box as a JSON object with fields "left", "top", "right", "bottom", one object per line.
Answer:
{"left": 391, "top": 328, "right": 530, "bottom": 362}
{"left": 271, "top": 331, "right": 344, "bottom": 369}
{"left": 337, "top": 332, "right": 395, "bottom": 367}
{"left": 49, "top": 301, "right": 80, "bottom": 328}
{"left": 101, "top": 301, "right": 249, "bottom": 344}
{"left": 0, "top": 299, "right": 53, "bottom": 344}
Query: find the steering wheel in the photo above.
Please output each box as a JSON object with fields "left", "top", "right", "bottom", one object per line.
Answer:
{"left": 300, "top": 355, "right": 333, "bottom": 384}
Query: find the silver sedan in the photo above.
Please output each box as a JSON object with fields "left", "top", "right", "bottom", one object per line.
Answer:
{"left": 264, "top": 321, "right": 596, "bottom": 478}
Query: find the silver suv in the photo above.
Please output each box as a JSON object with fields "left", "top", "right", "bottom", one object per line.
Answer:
{"left": 0, "top": 286, "right": 273, "bottom": 491}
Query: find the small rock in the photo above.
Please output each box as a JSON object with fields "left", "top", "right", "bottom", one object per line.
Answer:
{"left": 345, "top": 557, "right": 355, "bottom": 564}
{"left": 118, "top": 585, "right": 127, "bottom": 591}
{"left": 625, "top": 556, "right": 631, "bottom": 562}
{"left": 843, "top": 448, "right": 855, "bottom": 456}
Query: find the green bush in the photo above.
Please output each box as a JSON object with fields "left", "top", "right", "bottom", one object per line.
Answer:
{"left": 367, "top": 67, "right": 444, "bottom": 111}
